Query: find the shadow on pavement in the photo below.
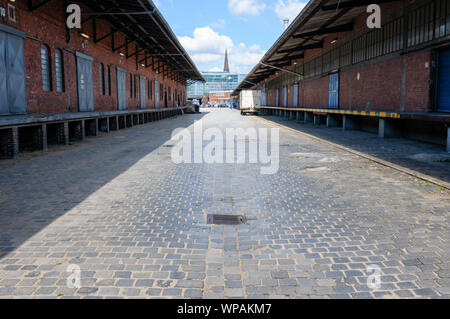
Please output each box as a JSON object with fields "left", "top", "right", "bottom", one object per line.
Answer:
{"left": 0, "top": 112, "right": 207, "bottom": 259}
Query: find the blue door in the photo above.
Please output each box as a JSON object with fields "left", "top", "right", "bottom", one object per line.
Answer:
{"left": 328, "top": 73, "right": 339, "bottom": 109}
{"left": 438, "top": 49, "right": 450, "bottom": 112}
{"left": 293, "top": 84, "right": 299, "bottom": 107}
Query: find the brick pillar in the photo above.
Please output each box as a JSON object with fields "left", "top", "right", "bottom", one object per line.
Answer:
{"left": 313, "top": 115, "right": 319, "bottom": 126}
{"left": 447, "top": 127, "right": 450, "bottom": 153}
{"left": 42, "top": 124, "right": 48, "bottom": 151}
{"left": 94, "top": 119, "right": 99, "bottom": 136}
{"left": 81, "top": 120, "right": 86, "bottom": 139}
{"left": 343, "top": 115, "right": 358, "bottom": 131}
{"left": 0, "top": 128, "right": 19, "bottom": 159}
{"left": 12, "top": 127, "right": 18, "bottom": 158}
{"left": 327, "top": 114, "right": 341, "bottom": 128}
{"left": 378, "top": 118, "right": 401, "bottom": 138}
{"left": 64, "top": 122, "right": 69, "bottom": 145}
{"left": 297, "top": 111, "right": 305, "bottom": 123}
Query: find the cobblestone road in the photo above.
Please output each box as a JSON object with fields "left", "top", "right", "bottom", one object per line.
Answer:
{"left": 0, "top": 109, "right": 449, "bottom": 299}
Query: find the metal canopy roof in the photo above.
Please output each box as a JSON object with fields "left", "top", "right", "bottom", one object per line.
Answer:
{"left": 233, "top": 0, "right": 399, "bottom": 95}
{"left": 76, "top": 0, "right": 205, "bottom": 82}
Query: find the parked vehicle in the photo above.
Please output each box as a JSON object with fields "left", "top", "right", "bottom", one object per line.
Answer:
{"left": 240, "top": 90, "right": 261, "bottom": 115}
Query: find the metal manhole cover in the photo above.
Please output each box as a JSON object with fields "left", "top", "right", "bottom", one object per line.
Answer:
{"left": 207, "top": 214, "right": 246, "bottom": 225}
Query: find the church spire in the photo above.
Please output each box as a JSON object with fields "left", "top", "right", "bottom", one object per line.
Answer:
{"left": 223, "top": 49, "right": 230, "bottom": 73}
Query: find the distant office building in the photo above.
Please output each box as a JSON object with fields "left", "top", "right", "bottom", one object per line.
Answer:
{"left": 188, "top": 50, "right": 246, "bottom": 99}
{"left": 209, "top": 91, "right": 232, "bottom": 106}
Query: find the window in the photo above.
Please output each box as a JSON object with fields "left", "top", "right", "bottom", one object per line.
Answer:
{"left": 55, "top": 49, "right": 64, "bottom": 93}
{"left": 160, "top": 84, "right": 163, "bottom": 100}
{"left": 106, "top": 66, "right": 111, "bottom": 96}
{"left": 130, "top": 74, "right": 133, "bottom": 97}
{"left": 134, "top": 75, "right": 138, "bottom": 98}
{"left": 99, "top": 64, "right": 105, "bottom": 96}
{"left": 41, "top": 45, "right": 51, "bottom": 92}
{"left": 8, "top": 4, "right": 16, "bottom": 22}
{"left": 148, "top": 80, "right": 152, "bottom": 100}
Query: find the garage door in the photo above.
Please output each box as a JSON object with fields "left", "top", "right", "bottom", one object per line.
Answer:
{"left": 438, "top": 49, "right": 450, "bottom": 112}
{"left": 275, "top": 89, "right": 279, "bottom": 107}
{"left": 293, "top": 84, "right": 299, "bottom": 107}
{"left": 140, "top": 76, "right": 146, "bottom": 109}
{"left": 117, "top": 67, "right": 127, "bottom": 110}
{"left": 154, "top": 80, "right": 159, "bottom": 108}
{"left": 76, "top": 52, "right": 94, "bottom": 112}
{"left": 328, "top": 73, "right": 339, "bottom": 109}
{"left": 0, "top": 27, "right": 27, "bottom": 115}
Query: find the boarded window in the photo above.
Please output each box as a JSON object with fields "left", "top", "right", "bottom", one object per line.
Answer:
{"left": 99, "top": 64, "right": 105, "bottom": 95}
{"left": 55, "top": 49, "right": 64, "bottom": 92}
{"left": 41, "top": 45, "right": 51, "bottom": 92}
{"left": 148, "top": 80, "right": 152, "bottom": 100}
{"left": 106, "top": 66, "right": 111, "bottom": 96}
{"left": 130, "top": 74, "right": 133, "bottom": 97}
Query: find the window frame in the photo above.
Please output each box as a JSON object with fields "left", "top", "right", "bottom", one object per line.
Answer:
{"left": 41, "top": 45, "right": 52, "bottom": 92}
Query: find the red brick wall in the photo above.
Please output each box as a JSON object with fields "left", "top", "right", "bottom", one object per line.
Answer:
{"left": 404, "top": 50, "right": 431, "bottom": 112}
{"left": 260, "top": 0, "right": 432, "bottom": 113}
{"left": 288, "top": 85, "right": 293, "bottom": 107}
{"left": 297, "top": 50, "right": 431, "bottom": 112}
{"left": 342, "top": 58, "right": 403, "bottom": 111}
{"left": 0, "top": 0, "right": 187, "bottom": 114}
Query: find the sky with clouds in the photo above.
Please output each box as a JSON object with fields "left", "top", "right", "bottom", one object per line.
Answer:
{"left": 154, "top": 0, "right": 308, "bottom": 74}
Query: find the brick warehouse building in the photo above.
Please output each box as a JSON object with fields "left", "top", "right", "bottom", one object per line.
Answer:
{"left": 233, "top": 0, "right": 450, "bottom": 152}
{"left": 0, "top": 0, "right": 204, "bottom": 158}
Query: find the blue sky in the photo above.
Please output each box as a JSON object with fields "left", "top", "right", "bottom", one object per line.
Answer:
{"left": 154, "top": 0, "right": 308, "bottom": 74}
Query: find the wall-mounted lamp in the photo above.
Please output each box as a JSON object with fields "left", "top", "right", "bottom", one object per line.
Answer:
{"left": 80, "top": 32, "right": 90, "bottom": 39}
{"left": 331, "top": 38, "right": 338, "bottom": 44}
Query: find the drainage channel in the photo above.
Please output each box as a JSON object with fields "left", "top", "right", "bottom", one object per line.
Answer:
{"left": 207, "top": 214, "right": 247, "bottom": 225}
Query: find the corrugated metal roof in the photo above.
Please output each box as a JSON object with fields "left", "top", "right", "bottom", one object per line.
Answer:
{"left": 233, "top": 0, "right": 391, "bottom": 95}
{"left": 78, "top": 0, "right": 204, "bottom": 82}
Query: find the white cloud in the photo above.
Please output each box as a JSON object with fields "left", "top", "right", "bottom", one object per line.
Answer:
{"left": 228, "top": 43, "right": 265, "bottom": 73}
{"left": 209, "top": 67, "right": 223, "bottom": 72}
{"left": 228, "top": 0, "right": 266, "bottom": 16}
{"left": 178, "top": 27, "right": 233, "bottom": 54}
{"left": 178, "top": 26, "right": 265, "bottom": 73}
{"left": 191, "top": 53, "right": 222, "bottom": 64}
{"left": 210, "top": 19, "right": 226, "bottom": 29}
{"left": 274, "top": 0, "right": 307, "bottom": 25}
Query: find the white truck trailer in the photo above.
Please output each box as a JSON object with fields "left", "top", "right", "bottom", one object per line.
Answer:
{"left": 239, "top": 90, "right": 261, "bottom": 115}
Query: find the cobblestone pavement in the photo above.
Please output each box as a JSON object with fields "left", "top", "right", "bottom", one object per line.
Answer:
{"left": 0, "top": 109, "right": 449, "bottom": 299}
{"left": 260, "top": 113, "right": 450, "bottom": 183}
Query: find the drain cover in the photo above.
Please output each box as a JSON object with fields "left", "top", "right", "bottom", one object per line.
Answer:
{"left": 207, "top": 214, "right": 246, "bottom": 225}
